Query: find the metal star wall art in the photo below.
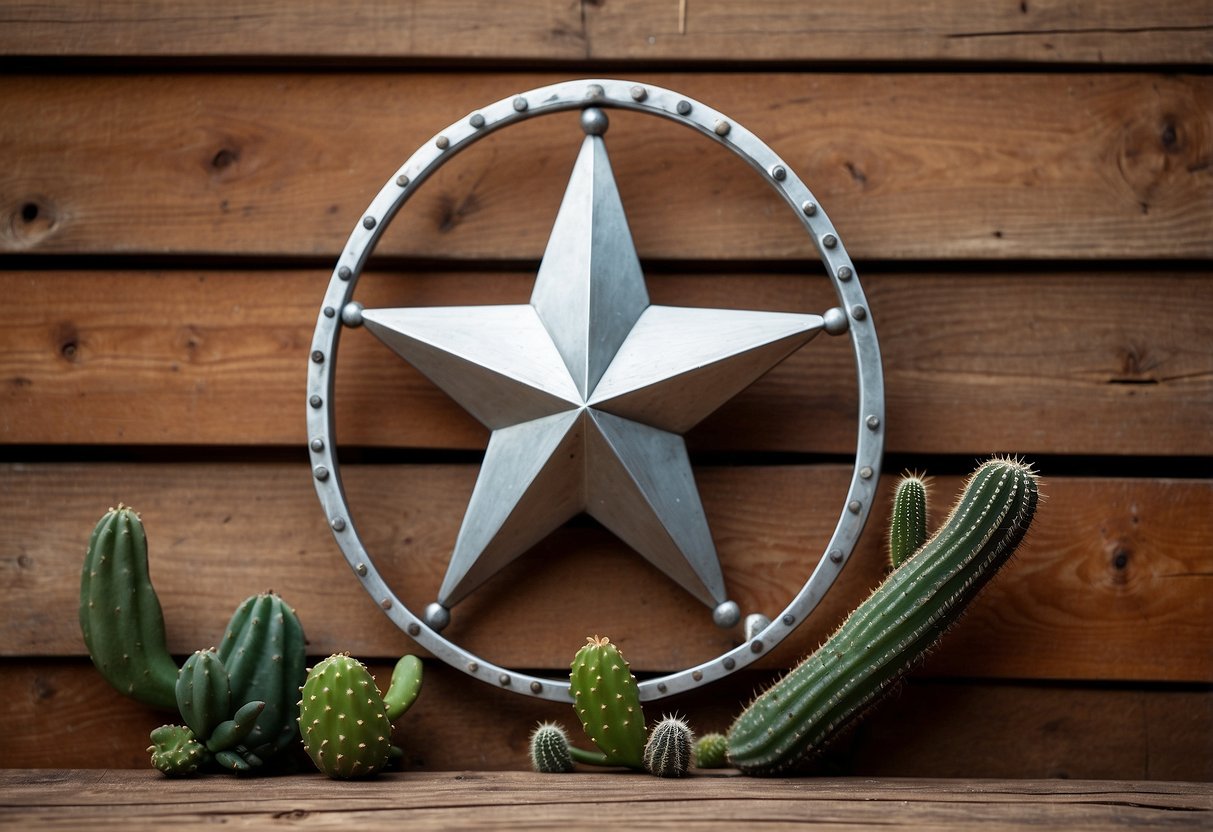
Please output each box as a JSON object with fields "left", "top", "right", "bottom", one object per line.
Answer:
{"left": 306, "top": 79, "right": 885, "bottom": 702}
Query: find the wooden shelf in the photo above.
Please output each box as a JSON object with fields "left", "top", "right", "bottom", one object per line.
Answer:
{"left": 1, "top": 770, "right": 1209, "bottom": 830}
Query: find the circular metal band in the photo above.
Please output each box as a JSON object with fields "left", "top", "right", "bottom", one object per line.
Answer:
{"left": 306, "top": 79, "right": 885, "bottom": 702}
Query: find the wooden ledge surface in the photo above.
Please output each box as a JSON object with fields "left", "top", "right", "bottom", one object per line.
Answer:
{"left": 0, "top": 770, "right": 1209, "bottom": 830}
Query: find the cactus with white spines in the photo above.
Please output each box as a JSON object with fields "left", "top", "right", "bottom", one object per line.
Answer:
{"left": 529, "top": 722, "right": 576, "bottom": 773}
{"left": 727, "top": 458, "right": 1040, "bottom": 774}
{"left": 889, "top": 473, "right": 929, "bottom": 570}
{"left": 643, "top": 716, "right": 694, "bottom": 778}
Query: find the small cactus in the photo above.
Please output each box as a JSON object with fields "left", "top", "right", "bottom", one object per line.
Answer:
{"left": 529, "top": 722, "right": 576, "bottom": 773}
{"left": 148, "top": 724, "right": 206, "bottom": 777}
{"left": 889, "top": 473, "right": 929, "bottom": 569}
{"left": 570, "top": 636, "right": 647, "bottom": 769}
{"left": 383, "top": 654, "right": 424, "bottom": 722}
{"left": 727, "top": 458, "right": 1040, "bottom": 774}
{"left": 643, "top": 716, "right": 694, "bottom": 778}
{"left": 694, "top": 732, "right": 728, "bottom": 769}
{"left": 175, "top": 649, "right": 231, "bottom": 740}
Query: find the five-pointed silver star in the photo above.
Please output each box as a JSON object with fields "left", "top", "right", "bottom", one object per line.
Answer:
{"left": 362, "top": 110, "right": 826, "bottom": 629}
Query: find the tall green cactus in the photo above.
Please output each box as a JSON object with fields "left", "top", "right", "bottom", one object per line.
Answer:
{"left": 175, "top": 649, "right": 231, "bottom": 740}
{"left": 79, "top": 505, "right": 178, "bottom": 710}
{"left": 727, "top": 458, "right": 1039, "bottom": 775}
{"left": 570, "top": 636, "right": 647, "bottom": 769}
{"left": 889, "top": 473, "right": 929, "bottom": 569}
{"left": 216, "top": 592, "right": 307, "bottom": 765}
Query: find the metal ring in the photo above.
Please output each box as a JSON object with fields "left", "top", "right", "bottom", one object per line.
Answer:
{"left": 306, "top": 79, "right": 884, "bottom": 702}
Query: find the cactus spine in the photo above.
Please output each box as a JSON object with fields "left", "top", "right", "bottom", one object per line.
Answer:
{"left": 79, "top": 505, "right": 178, "bottom": 710}
{"left": 694, "top": 733, "right": 728, "bottom": 769}
{"left": 643, "top": 716, "right": 694, "bottom": 778}
{"left": 727, "top": 458, "right": 1039, "bottom": 775}
{"left": 570, "top": 636, "right": 647, "bottom": 769}
{"left": 889, "top": 474, "right": 929, "bottom": 569}
{"left": 216, "top": 593, "right": 307, "bottom": 764}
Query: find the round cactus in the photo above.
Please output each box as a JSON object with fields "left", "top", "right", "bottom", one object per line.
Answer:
{"left": 147, "top": 724, "right": 206, "bottom": 777}
{"left": 570, "top": 636, "right": 647, "bottom": 769}
{"left": 644, "top": 716, "right": 694, "bottom": 778}
{"left": 298, "top": 654, "right": 393, "bottom": 779}
{"left": 529, "top": 722, "right": 576, "bottom": 774}
{"left": 694, "top": 732, "right": 728, "bottom": 769}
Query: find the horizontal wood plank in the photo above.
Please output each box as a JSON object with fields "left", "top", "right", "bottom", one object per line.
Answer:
{"left": 2, "top": 661, "right": 1210, "bottom": 780}
{"left": 3, "top": 463, "right": 1209, "bottom": 682}
{"left": 2, "top": 269, "right": 1210, "bottom": 455}
{"left": 3, "top": 73, "right": 1210, "bottom": 260}
{"left": 0, "top": 768, "right": 1209, "bottom": 830}
{"left": 1, "top": 1, "right": 1209, "bottom": 65}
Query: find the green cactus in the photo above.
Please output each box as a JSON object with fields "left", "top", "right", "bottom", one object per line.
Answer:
{"left": 643, "top": 716, "right": 694, "bottom": 778}
{"left": 694, "top": 732, "right": 728, "bottom": 769}
{"left": 727, "top": 457, "right": 1040, "bottom": 775}
{"left": 529, "top": 722, "right": 576, "bottom": 773}
{"left": 216, "top": 592, "right": 307, "bottom": 765}
{"left": 175, "top": 649, "right": 231, "bottom": 740}
{"left": 79, "top": 505, "right": 178, "bottom": 710}
{"left": 570, "top": 635, "right": 647, "bottom": 770}
{"left": 383, "top": 654, "right": 424, "bottom": 722}
{"left": 298, "top": 654, "right": 403, "bottom": 779}
{"left": 889, "top": 473, "right": 929, "bottom": 569}
{"left": 148, "top": 724, "right": 206, "bottom": 777}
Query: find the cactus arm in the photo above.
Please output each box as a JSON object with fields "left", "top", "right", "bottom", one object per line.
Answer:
{"left": 383, "top": 655, "right": 423, "bottom": 722}
{"left": 569, "top": 636, "right": 647, "bottom": 770}
{"left": 213, "top": 750, "right": 252, "bottom": 772}
{"left": 889, "top": 474, "right": 929, "bottom": 569}
{"left": 79, "top": 506, "right": 179, "bottom": 710}
{"left": 727, "top": 458, "right": 1039, "bottom": 775}
{"left": 206, "top": 700, "right": 266, "bottom": 753}
{"left": 567, "top": 746, "right": 612, "bottom": 766}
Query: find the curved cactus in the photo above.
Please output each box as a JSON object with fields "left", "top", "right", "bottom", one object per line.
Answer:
{"left": 79, "top": 505, "right": 178, "bottom": 710}
{"left": 694, "top": 732, "right": 728, "bottom": 769}
{"left": 298, "top": 654, "right": 396, "bottom": 778}
{"left": 383, "top": 654, "right": 424, "bottom": 722}
{"left": 889, "top": 473, "right": 929, "bottom": 569}
{"left": 728, "top": 458, "right": 1039, "bottom": 775}
{"left": 216, "top": 592, "right": 307, "bottom": 765}
{"left": 529, "top": 722, "right": 576, "bottom": 773}
{"left": 570, "top": 636, "right": 647, "bottom": 769}
{"left": 148, "top": 724, "right": 206, "bottom": 777}
{"left": 643, "top": 716, "right": 694, "bottom": 778}
{"left": 175, "top": 649, "right": 231, "bottom": 740}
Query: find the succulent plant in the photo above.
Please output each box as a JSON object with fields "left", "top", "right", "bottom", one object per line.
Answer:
{"left": 529, "top": 722, "right": 576, "bottom": 773}
{"left": 216, "top": 592, "right": 307, "bottom": 766}
{"left": 298, "top": 653, "right": 423, "bottom": 779}
{"left": 727, "top": 458, "right": 1040, "bottom": 774}
{"left": 694, "top": 732, "right": 728, "bottom": 769}
{"left": 643, "top": 716, "right": 694, "bottom": 778}
{"left": 79, "top": 505, "right": 178, "bottom": 710}
{"left": 889, "top": 473, "right": 929, "bottom": 569}
{"left": 570, "top": 635, "right": 647, "bottom": 770}
{"left": 147, "top": 697, "right": 265, "bottom": 776}
{"left": 147, "top": 724, "right": 206, "bottom": 777}
{"left": 175, "top": 649, "right": 231, "bottom": 740}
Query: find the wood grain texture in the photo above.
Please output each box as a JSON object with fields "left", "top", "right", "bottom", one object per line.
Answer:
{"left": 3, "top": 463, "right": 1209, "bottom": 682}
{"left": 3, "top": 73, "right": 1210, "bottom": 260}
{"left": 2, "top": 269, "right": 1209, "bottom": 454}
{"left": 0, "top": 768, "right": 1208, "bottom": 830}
{"left": 2, "top": 661, "right": 1210, "bottom": 779}
{"left": 1, "top": 0, "right": 1209, "bottom": 64}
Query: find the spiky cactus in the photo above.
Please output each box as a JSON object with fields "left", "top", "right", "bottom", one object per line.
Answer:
{"left": 79, "top": 505, "right": 178, "bottom": 710}
{"left": 727, "top": 458, "right": 1040, "bottom": 775}
{"left": 889, "top": 473, "right": 929, "bottom": 569}
{"left": 216, "top": 592, "right": 307, "bottom": 766}
{"left": 298, "top": 653, "right": 423, "bottom": 779}
{"left": 175, "top": 649, "right": 230, "bottom": 740}
{"left": 570, "top": 636, "right": 647, "bottom": 769}
{"left": 148, "top": 724, "right": 206, "bottom": 776}
{"left": 529, "top": 722, "right": 576, "bottom": 773}
{"left": 644, "top": 716, "right": 694, "bottom": 778}
{"left": 694, "top": 732, "right": 728, "bottom": 769}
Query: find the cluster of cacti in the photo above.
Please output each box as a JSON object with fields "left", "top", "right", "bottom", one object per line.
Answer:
{"left": 726, "top": 457, "right": 1039, "bottom": 774}
{"left": 298, "top": 653, "right": 424, "bottom": 779}
{"left": 78, "top": 506, "right": 310, "bottom": 776}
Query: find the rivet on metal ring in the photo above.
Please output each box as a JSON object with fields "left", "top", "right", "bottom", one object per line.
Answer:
{"left": 782, "top": 613, "right": 796, "bottom": 625}
{"left": 714, "top": 120, "right": 731, "bottom": 136}
{"left": 322, "top": 306, "right": 335, "bottom": 318}
{"left": 310, "top": 438, "right": 325, "bottom": 452}
{"left": 822, "top": 234, "right": 837, "bottom": 249}
{"left": 750, "top": 640, "right": 764, "bottom": 654}
{"left": 723, "top": 657, "right": 736, "bottom": 670}
{"left": 468, "top": 662, "right": 479, "bottom": 673}
{"left": 311, "top": 350, "right": 325, "bottom": 364}
{"left": 866, "top": 414, "right": 881, "bottom": 430}
{"left": 860, "top": 465, "right": 873, "bottom": 479}
{"left": 435, "top": 135, "right": 450, "bottom": 150}
{"left": 838, "top": 265, "right": 853, "bottom": 281}
{"left": 309, "top": 395, "right": 323, "bottom": 409}
{"left": 381, "top": 598, "right": 392, "bottom": 610}
{"left": 829, "top": 549, "right": 844, "bottom": 563}
{"left": 852, "top": 305, "right": 868, "bottom": 321}
{"left": 469, "top": 113, "right": 486, "bottom": 129}
{"left": 530, "top": 681, "right": 543, "bottom": 693}
{"left": 848, "top": 500, "right": 862, "bottom": 514}
{"left": 332, "top": 517, "right": 348, "bottom": 532}
{"left": 363, "top": 216, "right": 376, "bottom": 230}
{"left": 512, "top": 96, "right": 528, "bottom": 112}
{"left": 630, "top": 85, "right": 647, "bottom": 102}
{"left": 499, "top": 674, "right": 511, "bottom": 686}
{"left": 396, "top": 174, "right": 410, "bottom": 187}
{"left": 657, "top": 683, "right": 668, "bottom": 693}
{"left": 585, "top": 83, "right": 605, "bottom": 100}
{"left": 355, "top": 562, "right": 366, "bottom": 575}
{"left": 676, "top": 100, "right": 692, "bottom": 115}
{"left": 801, "top": 201, "right": 818, "bottom": 216}
{"left": 313, "top": 466, "right": 329, "bottom": 481}
{"left": 408, "top": 623, "right": 421, "bottom": 636}
{"left": 770, "top": 164, "right": 787, "bottom": 181}
{"left": 692, "top": 670, "right": 703, "bottom": 682}
{"left": 338, "top": 266, "right": 352, "bottom": 280}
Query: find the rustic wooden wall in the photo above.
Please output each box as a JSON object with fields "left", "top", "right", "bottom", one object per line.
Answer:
{"left": 1, "top": 2, "right": 1210, "bottom": 779}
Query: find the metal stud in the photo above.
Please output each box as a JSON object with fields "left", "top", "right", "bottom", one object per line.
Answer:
{"left": 829, "top": 549, "right": 844, "bottom": 563}
{"left": 629, "top": 85, "right": 647, "bottom": 102}
{"left": 822, "top": 233, "right": 837, "bottom": 249}
{"left": 801, "top": 200, "right": 818, "bottom": 216}
{"left": 311, "top": 350, "right": 325, "bottom": 364}
{"left": 750, "top": 640, "right": 764, "bottom": 654}
{"left": 310, "top": 438, "right": 325, "bottom": 452}
{"left": 782, "top": 613, "right": 796, "bottom": 626}
{"left": 338, "top": 266, "right": 352, "bottom": 280}
{"left": 676, "top": 100, "right": 692, "bottom": 115}
{"left": 860, "top": 465, "right": 873, "bottom": 479}
{"left": 512, "top": 96, "right": 528, "bottom": 112}
{"left": 396, "top": 174, "right": 410, "bottom": 187}
{"left": 823, "top": 307, "right": 849, "bottom": 336}
{"left": 469, "top": 113, "right": 486, "bottom": 129}
{"left": 770, "top": 164, "right": 787, "bottom": 182}
{"left": 363, "top": 216, "right": 376, "bottom": 230}
{"left": 837, "top": 265, "right": 853, "bottom": 281}
{"left": 355, "top": 562, "right": 367, "bottom": 576}
{"left": 852, "top": 305, "right": 868, "bottom": 321}
{"left": 309, "top": 395, "right": 322, "bottom": 409}
{"left": 425, "top": 602, "right": 451, "bottom": 631}
{"left": 323, "top": 306, "right": 335, "bottom": 318}
{"left": 866, "top": 414, "right": 881, "bottom": 430}
{"left": 530, "top": 681, "right": 543, "bottom": 693}
{"left": 332, "top": 517, "right": 347, "bottom": 532}
{"left": 435, "top": 135, "right": 450, "bottom": 150}
{"left": 848, "top": 500, "right": 862, "bottom": 514}
{"left": 714, "top": 120, "right": 731, "bottom": 136}
{"left": 723, "top": 657, "right": 736, "bottom": 670}
{"left": 499, "top": 674, "right": 511, "bottom": 686}
{"left": 341, "top": 302, "right": 365, "bottom": 328}
{"left": 657, "top": 683, "right": 668, "bottom": 693}
{"left": 408, "top": 623, "right": 421, "bottom": 636}
{"left": 380, "top": 598, "right": 392, "bottom": 610}
{"left": 585, "top": 84, "right": 605, "bottom": 100}
{"left": 468, "top": 662, "right": 479, "bottom": 673}
{"left": 692, "top": 670, "right": 703, "bottom": 682}
{"left": 314, "top": 466, "right": 329, "bottom": 481}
